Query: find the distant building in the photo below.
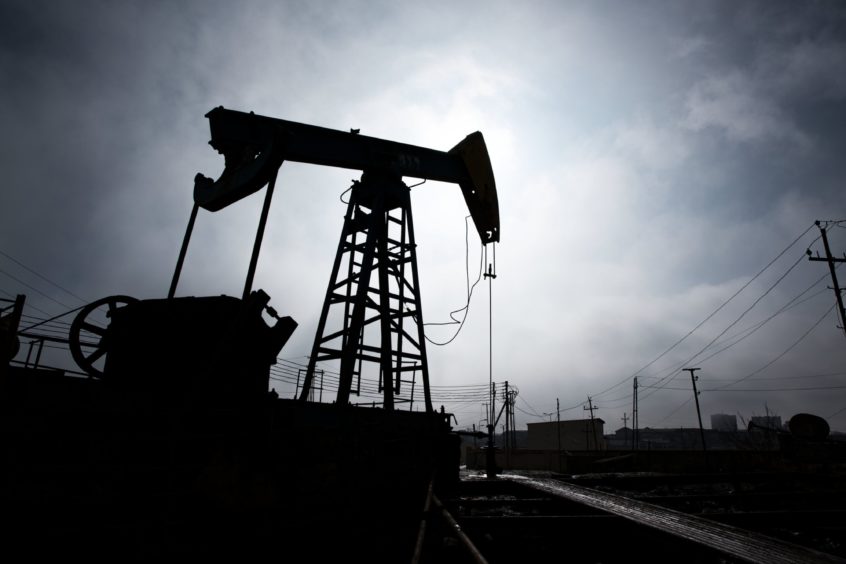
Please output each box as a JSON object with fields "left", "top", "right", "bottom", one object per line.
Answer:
{"left": 614, "top": 427, "right": 633, "bottom": 440}
{"left": 710, "top": 414, "right": 738, "bottom": 432}
{"left": 750, "top": 415, "right": 783, "bottom": 431}
{"left": 603, "top": 426, "right": 766, "bottom": 451}
{"left": 633, "top": 427, "right": 704, "bottom": 450}
{"left": 604, "top": 427, "right": 633, "bottom": 450}
{"left": 527, "top": 419, "right": 605, "bottom": 451}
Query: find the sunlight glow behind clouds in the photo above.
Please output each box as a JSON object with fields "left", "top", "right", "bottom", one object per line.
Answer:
{"left": 1, "top": 0, "right": 845, "bottom": 430}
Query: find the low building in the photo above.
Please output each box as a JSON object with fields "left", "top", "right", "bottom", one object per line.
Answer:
{"left": 711, "top": 413, "right": 738, "bottom": 432}
{"left": 527, "top": 418, "right": 605, "bottom": 451}
{"left": 605, "top": 427, "right": 634, "bottom": 449}
{"left": 750, "top": 415, "right": 783, "bottom": 431}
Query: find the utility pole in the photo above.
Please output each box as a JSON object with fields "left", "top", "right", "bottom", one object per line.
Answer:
{"left": 486, "top": 381, "right": 496, "bottom": 479}
{"left": 684, "top": 367, "right": 708, "bottom": 467}
{"left": 808, "top": 220, "right": 846, "bottom": 340}
{"left": 584, "top": 397, "right": 599, "bottom": 450}
{"left": 632, "top": 377, "right": 639, "bottom": 451}
{"left": 504, "top": 381, "right": 510, "bottom": 468}
{"left": 510, "top": 390, "right": 517, "bottom": 452}
{"left": 557, "top": 398, "right": 562, "bottom": 473}
{"left": 485, "top": 256, "right": 497, "bottom": 479}
{"left": 481, "top": 402, "right": 488, "bottom": 440}
{"left": 621, "top": 412, "right": 629, "bottom": 447}
{"left": 504, "top": 381, "right": 510, "bottom": 452}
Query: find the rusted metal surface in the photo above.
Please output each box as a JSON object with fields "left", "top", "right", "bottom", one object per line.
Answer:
{"left": 514, "top": 475, "right": 846, "bottom": 564}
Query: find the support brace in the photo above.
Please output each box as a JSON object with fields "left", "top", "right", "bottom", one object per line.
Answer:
{"left": 299, "top": 171, "right": 432, "bottom": 412}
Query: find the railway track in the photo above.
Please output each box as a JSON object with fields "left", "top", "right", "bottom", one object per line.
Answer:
{"left": 415, "top": 471, "right": 846, "bottom": 563}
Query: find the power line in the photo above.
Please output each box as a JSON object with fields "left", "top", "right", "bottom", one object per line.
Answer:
{"left": 590, "top": 223, "right": 818, "bottom": 401}
{"left": 710, "top": 302, "right": 837, "bottom": 391}
{"left": 638, "top": 271, "right": 830, "bottom": 394}
{"left": 0, "top": 267, "right": 78, "bottom": 312}
{"left": 0, "top": 249, "right": 89, "bottom": 304}
{"left": 647, "top": 301, "right": 836, "bottom": 424}
{"left": 641, "top": 250, "right": 809, "bottom": 399}
{"left": 641, "top": 384, "right": 846, "bottom": 392}
{"left": 707, "top": 385, "right": 846, "bottom": 392}
{"left": 516, "top": 394, "right": 545, "bottom": 419}
{"left": 707, "top": 371, "right": 846, "bottom": 382}
{"left": 655, "top": 396, "right": 694, "bottom": 426}
{"left": 692, "top": 272, "right": 833, "bottom": 364}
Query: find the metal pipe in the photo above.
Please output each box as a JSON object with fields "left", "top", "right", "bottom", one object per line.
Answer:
{"left": 168, "top": 202, "right": 199, "bottom": 299}
{"left": 432, "top": 495, "right": 489, "bottom": 564}
{"left": 24, "top": 339, "right": 34, "bottom": 368}
{"left": 411, "top": 479, "right": 435, "bottom": 564}
{"left": 243, "top": 169, "right": 278, "bottom": 300}
{"left": 33, "top": 338, "right": 44, "bottom": 368}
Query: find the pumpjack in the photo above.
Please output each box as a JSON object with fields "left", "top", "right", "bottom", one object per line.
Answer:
{"left": 2, "top": 108, "right": 499, "bottom": 560}
{"left": 189, "top": 107, "right": 499, "bottom": 412}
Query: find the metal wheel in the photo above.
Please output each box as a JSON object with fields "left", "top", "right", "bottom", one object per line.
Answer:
{"left": 69, "top": 295, "right": 138, "bottom": 378}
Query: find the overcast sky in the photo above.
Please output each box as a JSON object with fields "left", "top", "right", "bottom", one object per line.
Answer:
{"left": 2, "top": 0, "right": 845, "bottom": 432}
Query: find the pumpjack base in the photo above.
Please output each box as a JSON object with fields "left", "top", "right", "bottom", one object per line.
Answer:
{"left": 1, "top": 367, "right": 459, "bottom": 562}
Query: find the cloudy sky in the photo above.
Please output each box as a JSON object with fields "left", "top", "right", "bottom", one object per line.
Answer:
{"left": 2, "top": 0, "right": 845, "bottom": 432}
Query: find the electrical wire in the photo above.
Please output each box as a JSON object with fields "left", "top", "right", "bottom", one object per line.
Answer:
{"left": 727, "top": 370, "right": 846, "bottom": 382}
{"left": 423, "top": 216, "right": 484, "bottom": 346}
{"left": 639, "top": 268, "right": 833, "bottom": 386}
{"left": 654, "top": 396, "right": 694, "bottom": 426}
{"left": 710, "top": 302, "right": 836, "bottom": 390}
{"left": 0, "top": 267, "right": 78, "bottom": 312}
{"left": 590, "top": 223, "right": 818, "bottom": 401}
{"left": 645, "top": 301, "right": 836, "bottom": 425}
{"left": 707, "top": 385, "right": 846, "bottom": 392}
{"left": 595, "top": 227, "right": 832, "bottom": 427}
{"left": 691, "top": 273, "right": 833, "bottom": 364}
{"left": 18, "top": 304, "right": 88, "bottom": 332}
{"left": 273, "top": 358, "right": 508, "bottom": 406}
{"left": 0, "top": 249, "right": 88, "bottom": 304}
{"left": 640, "top": 250, "right": 809, "bottom": 399}
{"left": 517, "top": 394, "right": 546, "bottom": 418}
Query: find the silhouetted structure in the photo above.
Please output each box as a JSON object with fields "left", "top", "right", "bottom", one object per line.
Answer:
{"left": 527, "top": 419, "right": 606, "bottom": 450}
{"left": 711, "top": 413, "right": 738, "bottom": 432}
{"left": 1, "top": 108, "right": 500, "bottom": 561}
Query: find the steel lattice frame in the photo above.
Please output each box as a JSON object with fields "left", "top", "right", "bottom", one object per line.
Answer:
{"left": 299, "top": 173, "right": 432, "bottom": 412}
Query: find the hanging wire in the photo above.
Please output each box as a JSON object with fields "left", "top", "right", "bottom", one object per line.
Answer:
{"left": 710, "top": 302, "right": 837, "bottom": 390}
{"left": 339, "top": 185, "right": 353, "bottom": 204}
{"left": 18, "top": 304, "right": 88, "bottom": 332}
{"left": 590, "top": 223, "right": 819, "bottom": 401}
{"left": 0, "top": 249, "right": 89, "bottom": 304}
{"left": 0, "top": 267, "right": 78, "bottom": 312}
{"left": 644, "top": 298, "right": 836, "bottom": 425}
{"left": 527, "top": 224, "right": 833, "bottom": 421}
{"left": 640, "top": 250, "right": 810, "bottom": 400}
{"left": 423, "top": 216, "right": 485, "bottom": 346}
